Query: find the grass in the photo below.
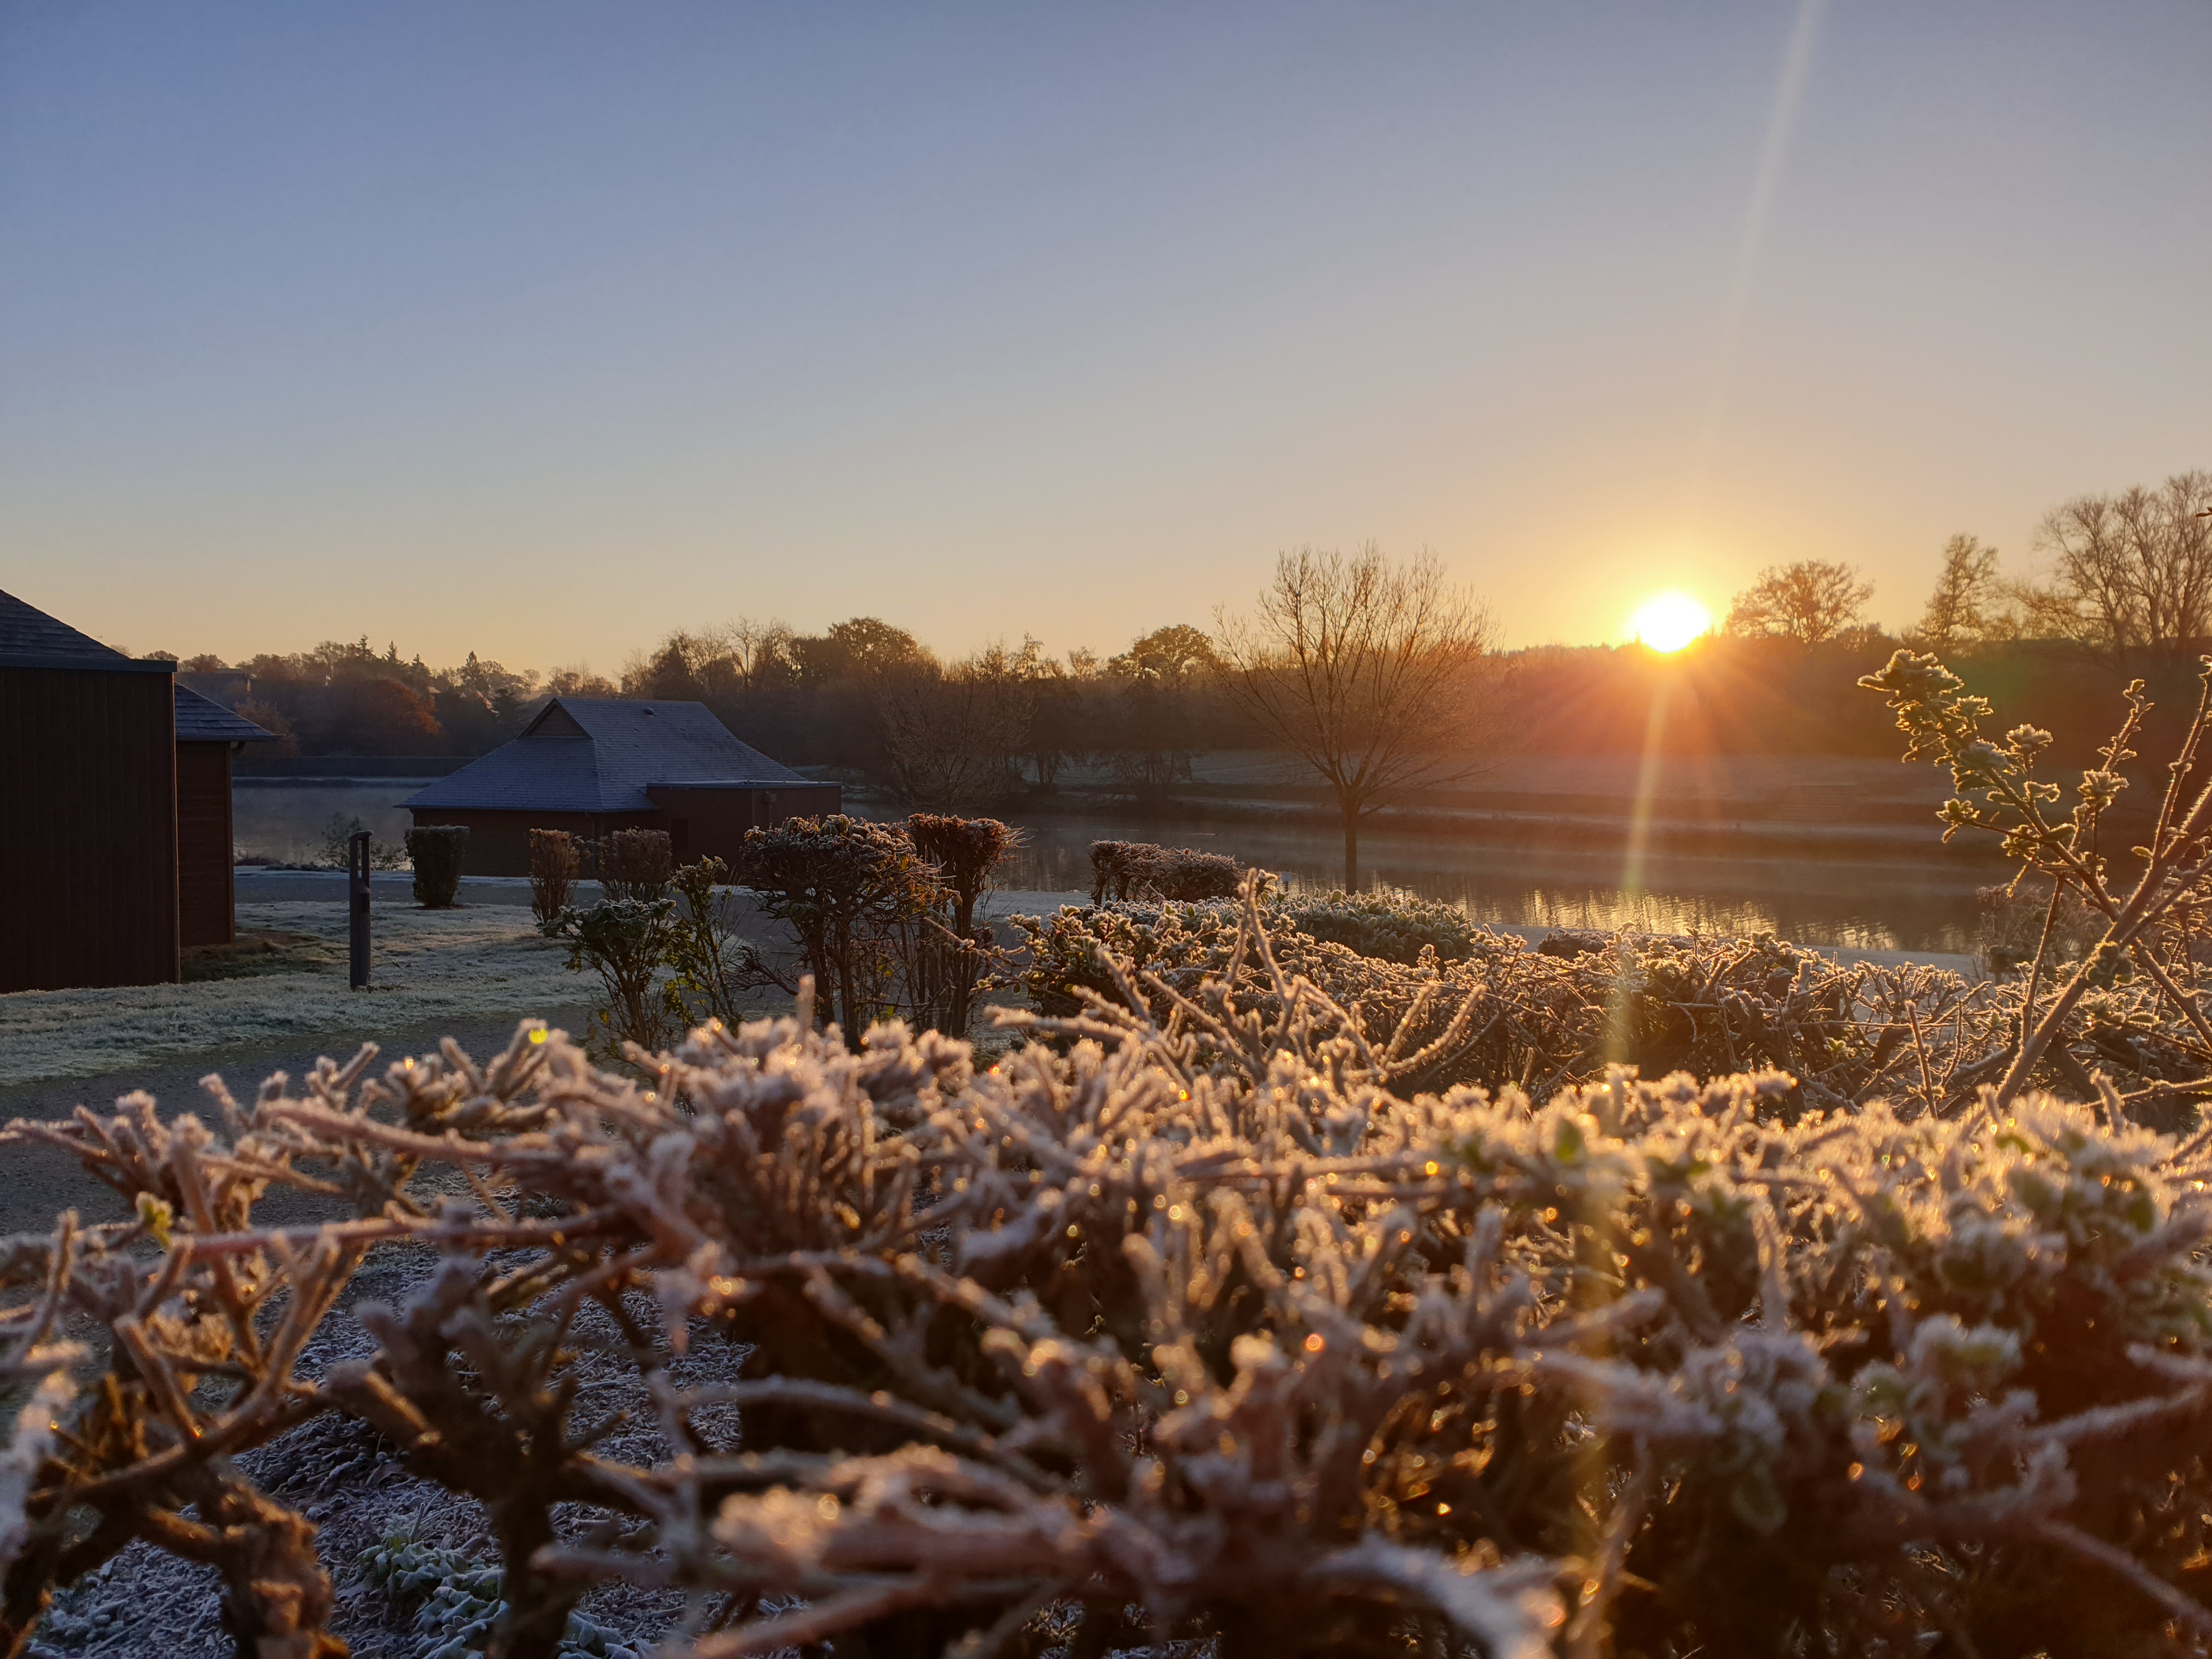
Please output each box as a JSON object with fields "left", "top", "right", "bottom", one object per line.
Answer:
{"left": 180, "top": 928, "right": 342, "bottom": 982}
{"left": 0, "top": 901, "right": 585, "bottom": 1087}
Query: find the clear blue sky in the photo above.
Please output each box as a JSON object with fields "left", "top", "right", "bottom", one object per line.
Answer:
{"left": 2, "top": 2, "right": 2207, "bottom": 673}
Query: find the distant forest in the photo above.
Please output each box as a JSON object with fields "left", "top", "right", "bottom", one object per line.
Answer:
{"left": 170, "top": 629, "right": 2210, "bottom": 778}
{"left": 168, "top": 466, "right": 2211, "bottom": 797}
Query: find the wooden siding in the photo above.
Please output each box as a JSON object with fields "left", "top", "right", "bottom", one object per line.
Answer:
{"left": 648, "top": 783, "right": 843, "bottom": 866}
{"left": 413, "top": 784, "right": 842, "bottom": 879}
{"left": 177, "top": 741, "right": 235, "bottom": 948}
{"left": 407, "top": 810, "right": 652, "bottom": 878}
{"left": 0, "top": 665, "right": 178, "bottom": 991}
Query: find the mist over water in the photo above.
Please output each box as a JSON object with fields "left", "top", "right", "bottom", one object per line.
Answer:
{"left": 995, "top": 819, "right": 1987, "bottom": 955}
{"left": 236, "top": 781, "right": 1988, "bottom": 955}
{"left": 232, "top": 781, "right": 420, "bottom": 864}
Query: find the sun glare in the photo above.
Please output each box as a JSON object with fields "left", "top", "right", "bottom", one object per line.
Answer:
{"left": 1629, "top": 591, "right": 1711, "bottom": 653}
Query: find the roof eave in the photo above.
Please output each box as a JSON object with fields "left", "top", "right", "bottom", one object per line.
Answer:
{"left": 0, "top": 652, "right": 175, "bottom": 674}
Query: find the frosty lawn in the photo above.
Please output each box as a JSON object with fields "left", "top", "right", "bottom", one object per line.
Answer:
{"left": 0, "top": 901, "right": 580, "bottom": 1086}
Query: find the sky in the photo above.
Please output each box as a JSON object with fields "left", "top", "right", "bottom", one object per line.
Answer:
{"left": 2, "top": 2, "right": 2208, "bottom": 675}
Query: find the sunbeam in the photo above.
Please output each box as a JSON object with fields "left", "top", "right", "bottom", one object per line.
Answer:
{"left": 1685, "top": 0, "right": 1830, "bottom": 514}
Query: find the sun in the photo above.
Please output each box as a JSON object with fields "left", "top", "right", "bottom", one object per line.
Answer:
{"left": 1629, "top": 591, "right": 1711, "bottom": 653}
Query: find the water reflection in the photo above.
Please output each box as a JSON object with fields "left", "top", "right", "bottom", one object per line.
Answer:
{"left": 229, "top": 783, "right": 1992, "bottom": 956}
{"left": 993, "top": 817, "right": 1991, "bottom": 955}
{"left": 234, "top": 781, "right": 419, "bottom": 865}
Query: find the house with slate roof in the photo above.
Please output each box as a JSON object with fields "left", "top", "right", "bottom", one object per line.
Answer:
{"left": 403, "top": 697, "right": 838, "bottom": 875}
{"left": 1, "top": 588, "right": 275, "bottom": 991}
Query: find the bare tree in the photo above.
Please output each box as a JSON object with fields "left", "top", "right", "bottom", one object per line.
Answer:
{"left": 2015, "top": 470, "right": 2212, "bottom": 656}
{"left": 1911, "top": 534, "right": 2010, "bottom": 651}
{"left": 1215, "top": 544, "right": 1493, "bottom": 889}
{"left": 1724, "top": 558, "right": 1875, "bottom": 645}
{"left": 708, "top": 615, "right": 798, "bottom": 688}
{"left": 877, "top": 649, "right": 1033, "bottom": 811}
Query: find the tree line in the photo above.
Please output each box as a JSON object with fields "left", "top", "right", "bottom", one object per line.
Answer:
{"left": 172, "top": 465, "right": 2210, "bottom": 880}
{"left": 1712, "top": 468, "right": 2212, "bottom": 656}
{"left": 1549, "top": 465, "right": 2212, "bottom": 764}
{"left": 164, "top": 638, "right": 603, "bottom": 759}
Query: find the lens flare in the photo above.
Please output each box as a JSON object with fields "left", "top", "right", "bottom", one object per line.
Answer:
{"left": 1629, "top": 592, "right": 1711, "bottom": 653}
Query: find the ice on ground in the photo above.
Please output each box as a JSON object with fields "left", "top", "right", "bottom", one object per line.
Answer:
{"left": 0, "top": 902, "right": 581, "bottom": 1086}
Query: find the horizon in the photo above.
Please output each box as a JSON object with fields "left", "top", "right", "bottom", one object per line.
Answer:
{"left": 4, "top": 3, "right": 2210, "bottom": 669}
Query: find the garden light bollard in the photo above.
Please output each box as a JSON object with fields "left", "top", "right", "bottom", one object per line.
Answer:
{"left": 348, "top": 830, "right": 371, "bottom": 990}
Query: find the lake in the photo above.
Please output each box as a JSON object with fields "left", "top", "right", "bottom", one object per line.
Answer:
{"left": 233, "top": 780, "right": 422, "bottom": 865}
{"left": 998, "top": 817, "right": 1993, "bottom": 952}
{"left": 235, "top": 779, "right": 1994, "bottom": 954}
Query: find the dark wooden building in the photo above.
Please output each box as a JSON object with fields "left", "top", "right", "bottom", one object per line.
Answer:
{"left": 405, "top": 698, "right": 839, "bottom": 876}
{"left": 1, "top": 589, "right": 272, "bottom": 993}
{"left": 175, "top": 685, "right": 278, "bottom": 947}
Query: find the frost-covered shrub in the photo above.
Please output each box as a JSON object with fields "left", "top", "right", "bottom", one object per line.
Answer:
{"left": 1862, "top": 648, "right": 2212, "bottom": 1109}
{"left": 407, "top": 825, "right": 469, "bottom": 908}
{"left": 14, "top": 893, "right": 2212, "bottom": 1656}
{"left": 728, "top": 812, "right": 945, "bottom": 1039}
{"left": 1279, "top": 886, "right": 1483, "bottom": 962}
{"left": 899, "top": 812, "right": 1022, "bottom": 1034}
{"left": 1088, "top": 837, "right": 1246, "bottom": 903}
{"left": 550, "top": 896, "right": 680, "bottom": 1057}
{"left": 527, "top": 829, "right": 580, "bottom": 930}
{"left": 657, "top": 856, "right": 776, "bottom": 1032}
{"left": 593, "top": 827, "right": 672, "bottom": 902}
{"left": 1977, "top": 874, "right": 2104, "bottom": 974}
{"left": 359, "top": 1528, "right": 640, "bottom": 1659}
{"left": 1011, "top": 892, "right": 2024, "bottom": 1111}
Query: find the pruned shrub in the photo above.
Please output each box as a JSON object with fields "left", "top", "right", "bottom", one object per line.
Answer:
{"left": 404, "top": 824, "right": 468, "bottom": 907}
{"left": 14, "top": 893, "right": 2212, "bottom": 1656}
{"left": 728, "top": 812, "right": 944, "bottom": 1039}
{"left": 1978, "top": 874, "right": 2102, "bottom": 975}
{"left": 902, "top": 812, "right": 1023, "bottom": 1034}
{"left": 594, "top": 827, "right": 672, "bottom": 901}
{"left": 1280, "top": 885, "right": 1482, "bottom": 962}
{"left": 527, "top": 828, "right": 580, "bottom": 930}
{"left": 1009, "top": 891, "right": 2034, "bottom": 1111}
{"left": 907, "top": 812, "right": 1020, "bottom": 928}
{"left": 1088, "top": 836, "right": 1246, "bottom": 903}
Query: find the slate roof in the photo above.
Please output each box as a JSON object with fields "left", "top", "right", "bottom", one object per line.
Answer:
{"left": 176, "top": 684, "right": 276, "bottom": 743}
{"left": 0, "top": 587, "right": 165, "bottom": 671}
{"left": 2, "top": 589, "right": 274, "bottom": 741}
{"left": 403, "top": 698, "right": 805, "bottom": 814}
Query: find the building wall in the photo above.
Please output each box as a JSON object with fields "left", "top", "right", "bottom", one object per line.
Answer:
{"left": 407, "top": 810, "right": 653, "bottom": 878}
{"left": 177, "top": 741, "right": 235, "bottom": 948}
{"left": 412, "top": 784, "right": 843, "bottom": 878}
{"left": 0, "top": 664, "right": 178, "bottom": 992}
{"left": 649, "top": 783, "right": 843, "bottom": 866}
